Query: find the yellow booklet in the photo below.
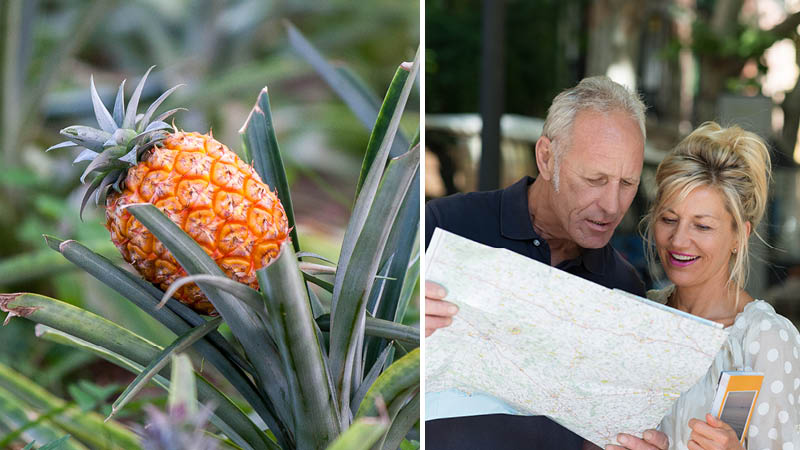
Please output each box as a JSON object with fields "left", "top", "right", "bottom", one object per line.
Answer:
{"left": 710, "top": 371, "right": 764, "bottom": 444}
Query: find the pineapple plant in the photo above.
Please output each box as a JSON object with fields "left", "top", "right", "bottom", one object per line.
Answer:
{"left": 48, "top": 67, "right": 290, "bottom": 315}
{"left": 2, "top": 23, "right": 420, "bottom": 450}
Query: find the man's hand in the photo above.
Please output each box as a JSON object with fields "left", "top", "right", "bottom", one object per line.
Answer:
{"left": 606, "top": 429, "right": 669, "bottom": 450}
{"left": 687, "top": 414, "right": 744, "bottom": 450}
{"left": 425, "top": 280, "right": 458, "bottom": 337}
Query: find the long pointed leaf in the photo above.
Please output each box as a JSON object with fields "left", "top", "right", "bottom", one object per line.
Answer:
{"left": 240, "top": 87, "right": 299, "bottom": 253}
{"left": 332, "top": 53, "right": 419, "bottom": 314}
{"left": 125, "top": 203, "right": 295, "bottom": 444}
{"left": 355, "top": 67, "right": 410, "bottom": 196}
{"left": 285, "top": 21, "right": 409, "bottom": 156}
{"left": 329, "top": 146, "right": 420, "bottom": 418}
{"left": 43, "top": 236, "right": 282, "bottom": 438}
{"left": 365, "top": 173, "right": 420, "bottom": 371}
{"left": 44, "top": 236, "right": 256, "bottom": 377}
{"left": 351, "top": 345, "right": 393, "bottom": 414}
{"left": 108, "top": 317, "right": 222, "bottom": 420}
{"left": 46, "top": 141, "right": 80, "bottom": 152}
{"left": 124, "top": 66, "right": 153, "bottom": 130}
{"left": 302, "top": 271, "right": 334, "bottom": 293}
{"left": 0, "top": 359, "right": 141, "bottom": 450}
{"left": 355, "top": 348, "right": 419, "bottom": 419}
{"left": 138, "top": 84, "right": 183, "bottom": 128}
{"left": 158, "top": 274, "right": 264, "bottom": 316}
{"left": 34, "top": 325, "right": 269, "bottom": 450}
{"left": 0, "top": 386, "right": 85, "bottom": 450}
{"left": 394, "top": 251, "right": 419, "bottom": 325}
{"left": 379, "top": 390, "right": 420, "bottom": 450}
{"left": 324, "top": 417, "right": 388, "bottom": 450}
{"left": 316, "top": 315, "right": 419, "bottom": 346}
{"left": 168, "top": 354, "right": 197, "bottom": 415}
{"left": 366, "top": 254, "right": 394, "bottom": 317}
{"left": 59, "top": 125, "right": 110, "bottom": 152}
{"left": 257, "top": 243, "right": 340, "bottom": 448}
{"left": 89, "top": 75, "right": 117, "bottom": 133}
{"left": 112, "top": 80, "right": 126, "bottom": 127}
{"left": 0, "top": 293, "right": 275, "bottom": 450}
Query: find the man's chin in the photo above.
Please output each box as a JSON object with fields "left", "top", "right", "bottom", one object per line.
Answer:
{"left": 574, "top": 230, "right": 613, "bottom": 249}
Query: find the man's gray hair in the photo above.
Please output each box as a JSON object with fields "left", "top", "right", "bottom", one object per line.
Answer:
{"left": 542, "top": 76, "right": 646, "bottom": 190}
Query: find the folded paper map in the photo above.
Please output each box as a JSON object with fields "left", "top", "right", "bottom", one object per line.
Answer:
{"left": 425, "top": 228, "right": 730, "bottom": 447}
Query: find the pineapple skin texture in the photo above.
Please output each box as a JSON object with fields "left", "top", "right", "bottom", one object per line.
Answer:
{"left": 105, "top": 131, "right": 289, "bottom": 315}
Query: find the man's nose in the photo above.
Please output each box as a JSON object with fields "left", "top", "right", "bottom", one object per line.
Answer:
{"left": 597, "top": 182, "right": 621, "bottom": 216}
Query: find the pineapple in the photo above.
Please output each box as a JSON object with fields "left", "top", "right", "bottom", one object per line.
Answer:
{"left": 49, "top": 68, "right": 289, "bottom": 314}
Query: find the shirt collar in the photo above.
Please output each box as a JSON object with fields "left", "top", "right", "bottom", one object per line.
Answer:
{"left": 500, "top": 176, "right": 609, "bottom": 275}
{"left": 499, "top": 176, "right": 538, "bottom": 240}
{"left": 576, "top": 246, "right": 608, "bottom": 275}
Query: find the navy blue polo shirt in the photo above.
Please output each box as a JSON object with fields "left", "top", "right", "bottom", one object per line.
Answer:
{"left": 425, "top": 176, "right": 645, "bottom": 450}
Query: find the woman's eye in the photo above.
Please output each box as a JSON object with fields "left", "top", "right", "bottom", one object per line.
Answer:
{"left": 696, "top": 224, "right": 712, "bottom": 231}
{"left": 661, "top": 217, "right": 677, "bottom": 224}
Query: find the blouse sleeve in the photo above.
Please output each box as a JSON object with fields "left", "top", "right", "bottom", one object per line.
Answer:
{"left": 742, "top": 314, "right": 800, "bottom": 449}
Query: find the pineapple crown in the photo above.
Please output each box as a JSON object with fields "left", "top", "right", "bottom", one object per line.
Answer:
{"left": 47, "top": 66, "right": 184, "bottom": 217}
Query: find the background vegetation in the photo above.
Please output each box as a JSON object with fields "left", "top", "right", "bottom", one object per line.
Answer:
{"left": 0, "top": 0, "right": 419, "bottom": 447}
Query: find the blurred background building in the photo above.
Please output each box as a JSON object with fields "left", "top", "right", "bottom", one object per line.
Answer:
{"left": 426, "top": 0, "right": 800, "bottom": 324}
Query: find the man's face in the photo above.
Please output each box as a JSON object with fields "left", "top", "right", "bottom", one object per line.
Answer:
{"left": 549, "top": 109, "right": 644, "bottom": 248}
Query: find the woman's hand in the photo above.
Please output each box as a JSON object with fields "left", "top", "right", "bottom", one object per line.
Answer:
{"left": 687, "top": 414, "right": 744, "bottom": 450}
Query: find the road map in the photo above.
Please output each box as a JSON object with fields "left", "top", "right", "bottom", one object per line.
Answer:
{"left": 425, "top": 228, "right": 730, "bottom": 447}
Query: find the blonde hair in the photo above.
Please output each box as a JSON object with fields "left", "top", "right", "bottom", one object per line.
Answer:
{"left": 542, "top": 76, "right": 646, "bottom": 190}
{"left": 642, "top": 122, "right": 772, "bottom": 298}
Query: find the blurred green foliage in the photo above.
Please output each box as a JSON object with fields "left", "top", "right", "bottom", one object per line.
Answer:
{"left": 0, "top": 1, "right": 418, "bottom": 447}
{"left": 426, "top": 0, "right": 582, "bottom": 117}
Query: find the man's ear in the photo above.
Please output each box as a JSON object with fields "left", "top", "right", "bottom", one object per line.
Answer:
{"left": 535, "top": 136, "right": 555, "bottom": 181}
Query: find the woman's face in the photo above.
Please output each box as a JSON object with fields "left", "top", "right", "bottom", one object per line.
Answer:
{"left": 653, "top": 185, "right": 739, "bottom": 290}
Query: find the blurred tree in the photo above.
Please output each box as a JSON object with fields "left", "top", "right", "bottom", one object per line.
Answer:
{"left": 426, "top": 0, "right": 584, "bottom": 118}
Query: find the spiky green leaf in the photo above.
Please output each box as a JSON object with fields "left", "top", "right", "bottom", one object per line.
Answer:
{"left": 168, "top": 354, "right": 197, "bottom": 416}
{"left": 0, "top": 358, "right": 141, "bottom": 449}
{"left": 89, "top": 75, "right": 117, "bottom": 134}
{"left": 138, "top": 84, "right": 184, "bottom": 129}
{"left": 108, "top": 317, "right": 222, "bottom": 421}
{"left": 284, "top": 21, "right": 410, "bottom": 156}
{"left": 0, "top": 293, "right": 275, "bottom": 450}
{"left": 329, "top": 146, "right": 420, "bottom": 417}
{"left": 379, "top": 390, "right": 420, "bottom": 450}
{"left": 355, "top": 348, "right": 419, "bottom": 419}
{"left": 324, "top": 417, "right": 388, "bottom": 450}
{"left": 351, "top": 345, "right": 393, "bottom": 415}
{"left": 112, "top": 80, "right": 126, "bottom": 127}
{"left": 43, "top": 237, "right": 270, "bottom": 430}
{"left": 125, "top": 204, "right": 295, "bottom": 445}
{"left": 123, "top": 66, "right": 153, "bottom": 130}
{"left": 257, "top": 243, "right": 340, "bottom": 447}
{"left": 332, "top": 54, "right": 419, "bottom": 314}
{"left": 356, "top": 67, "right": 410, "bottom": 196}
{"left": 316, "top": 315, "right": 419, "bottom": 346}
{"left": 240, "top": 87, "right": 299, "bottom": 252}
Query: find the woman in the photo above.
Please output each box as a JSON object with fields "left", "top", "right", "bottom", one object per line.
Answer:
{"left": 641, "top": 122, "right": 799, "bottom": 449}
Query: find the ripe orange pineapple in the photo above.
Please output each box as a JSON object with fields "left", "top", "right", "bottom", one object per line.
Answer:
{"left": 50, "top": 68, "right": 289, "bottom": 314}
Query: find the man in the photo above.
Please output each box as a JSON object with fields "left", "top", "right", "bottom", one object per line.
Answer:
{"left": 425, "top": 76, "right": 669, "bottom": 450}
